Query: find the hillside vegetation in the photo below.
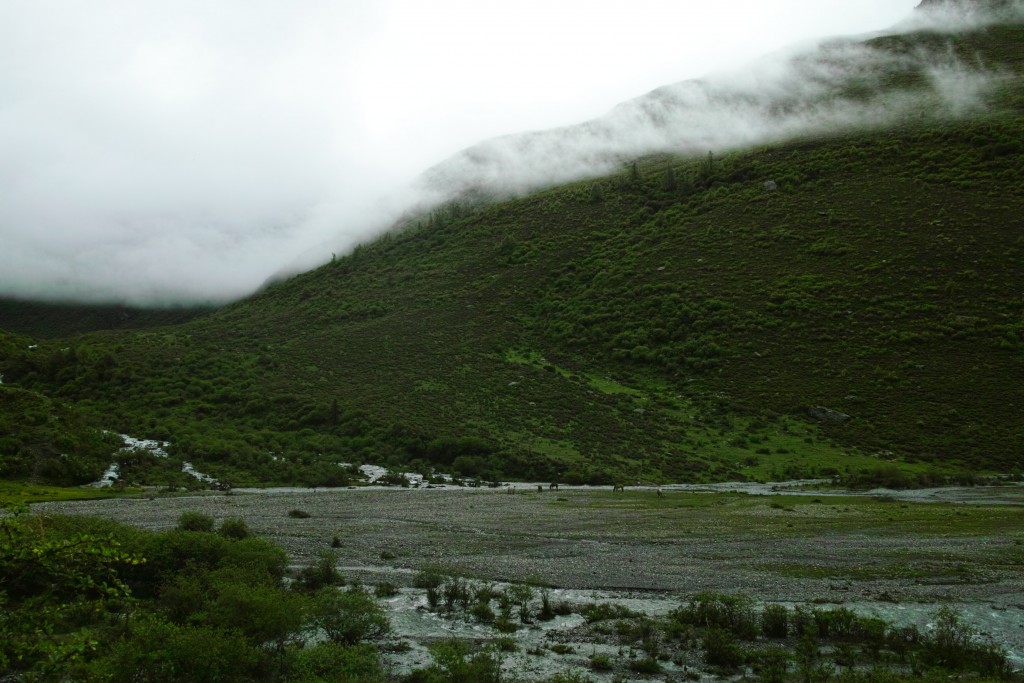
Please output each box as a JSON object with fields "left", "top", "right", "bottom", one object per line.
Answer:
{"left": 0, "top": 23, "right": 1022, "bottom": 488}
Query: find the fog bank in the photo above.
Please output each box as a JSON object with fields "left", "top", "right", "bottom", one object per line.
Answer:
{"left": 5, "top": 1, "right": 1015, "bottom": 305}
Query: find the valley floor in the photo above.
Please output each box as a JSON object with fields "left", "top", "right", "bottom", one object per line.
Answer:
{"left": 34, "top": 485, "right": 1024, "bottom": 671}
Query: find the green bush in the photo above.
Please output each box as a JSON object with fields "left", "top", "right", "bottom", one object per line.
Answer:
{"left": 284, "top": 642, "right": 385, "bottom": 683}
{"left": 470, "top": 601, "right": 496, "bottom": 623}
{"left": 91, "top": 616, "right": 263, "bottom": 683}
{"left": 672, "top": 592, "right": 758, "bottom": 640}
{"left": 629, "top": 656, "right": 662, "bottom": 674}
{"left": 218, "top": 517, "right": 250, "bottom": 540}
{"left": 374, "top": 581, "right": 399, "bottom": 598}
{"left": 296, "top": 549, "right": 342, "bottom": 592}
{"left": 924, "top": 607, "right": 1011, "bottom": 678}
{"left": 409, "top": 639, "right": 501, "bottom": 683}
{"left": 752, "top": 646, "right": 791, "bottom": 683}
{"left": 581, "top": 602, "right": 640, "bottom": 623}
{"left": 177, "top": 510, "right": 214, "bottom": 532}
{"left": 762, "top": 604, "right": 790, "bottom": 638}
{"left": 313, "top": 589, "right": 390, "bottom": 645}
{"left": 703, "top": 628, "right": 745, "bottom": 669}
{"left": 207, "top": 573, "right": 307, "bottom": 647}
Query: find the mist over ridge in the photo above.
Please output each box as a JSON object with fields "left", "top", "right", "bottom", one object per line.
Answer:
{"left": 1, "top": 0, "right": 1019, "bottom": 306}
{"left": 413, "top": 1, "right": 1023, "bottom": 207}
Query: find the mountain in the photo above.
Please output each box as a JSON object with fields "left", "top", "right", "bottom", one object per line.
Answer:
{"left": 0, "top": 298, "right": 210, "bottom": 339}
{"left": 0, "top": 15, "right": 1022, "bottom": 488}
{"left": 415, "top": 0, "right": 1022, "bottom": 204}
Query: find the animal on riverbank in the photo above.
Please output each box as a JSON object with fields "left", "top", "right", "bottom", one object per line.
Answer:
{"left": 656, "top": 487, "right": 664, "bottom": 498}
{"left": 549, "top": 482, "right": 559, "bottom": 491}
{"left": 613, "top": 484, "right": 625, "bottom": 492}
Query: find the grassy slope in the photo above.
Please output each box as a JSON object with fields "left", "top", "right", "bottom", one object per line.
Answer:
{"left": 0, "top": 297, "right": 211, "bottom": 339}
{"left": 0, "top": 24, "right": 1021, "bottom": 486}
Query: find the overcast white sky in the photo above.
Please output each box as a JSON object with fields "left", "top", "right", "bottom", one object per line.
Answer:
{"left": 0, "top": 1, "right": 922, "bottom": 305}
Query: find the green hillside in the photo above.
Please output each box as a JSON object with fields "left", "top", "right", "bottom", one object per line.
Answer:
{"left": 0, "top": 23, "right": 1021, "bottom": 488}
{"left": 0, "top": 297, "right": 210, "bottom": 339}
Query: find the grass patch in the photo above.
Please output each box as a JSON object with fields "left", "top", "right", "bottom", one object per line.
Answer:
{"left": 0, "top": 481, "right": 143, "bottom": 507}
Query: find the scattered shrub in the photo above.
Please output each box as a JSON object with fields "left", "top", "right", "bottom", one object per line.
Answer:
{"left": 374, "top": 581, "right": 399, "bottom": 598}
{"left": 581, "top": 602, "right": 640, "bottom": 623}
{"left": 629, "top": 656, "right": 662, "bottom": 674}
{"left": 177, "top": 511, "right": 214, "bottom": 532}
{"left": 285, "top": 642, "right": 385, "bottom": 683}
{"left": 762, "top": 604, "right": 790, "bottom": 638}
{"left": 494, "top": 637, "right": 518, "bottom": 653}
{"left": 412, "top": 639, "right": 501, "bottom": 683}
{"left": 672, "top": 592, "right": 758, "bottom": 640}
{"left": 218, "top": 517, "right": 250, "bottom": 540}
{"left": 313, "top": 588, "right": 391, "bottom": 644}
{"left": 470, "top": 601, "right": 496, "bottom": 623}
{"left": 703, "top": 628, "right": 745, "bottom": 669}
{"left": 752, "top": 646, "right": 791, "bottom": 683}
{"left": 295, "top": 549, "right": 342, "bottom": 592}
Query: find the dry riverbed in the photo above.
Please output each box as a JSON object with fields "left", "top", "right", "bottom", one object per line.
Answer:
{"left": 33, "top": 485, "right": 1024, "bottom": 676}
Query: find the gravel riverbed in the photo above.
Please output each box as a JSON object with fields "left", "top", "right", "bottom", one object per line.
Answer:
{"left": 32, "top": 485, "right": 1024, "bottom": 671}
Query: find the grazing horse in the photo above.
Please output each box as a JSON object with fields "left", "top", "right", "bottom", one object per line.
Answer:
{"left": 549, "top": 482, "right": 559, "bottom": 491}
{"left": 612, "top": 484, "right": 625, "bottom": 492}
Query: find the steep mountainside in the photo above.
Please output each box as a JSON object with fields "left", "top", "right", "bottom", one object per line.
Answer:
{"left": 0, "top": 20, "right": 1021, "bottom": 488}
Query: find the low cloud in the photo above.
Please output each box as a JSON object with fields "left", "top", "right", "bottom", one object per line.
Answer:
{"left": 3, "top": 1, "right": 1015, "bottom": 305}
{"left": 415, "top": 29, "right": 1010, "bottom": 205}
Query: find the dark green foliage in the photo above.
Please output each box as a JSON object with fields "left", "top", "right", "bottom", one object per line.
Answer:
{"left": 413, "top": 567, "right": 445, "bottom": 589}
{"left": 752, "top": 646, "right": 792, "bottom": 683}
{"left": 312, "top": 588, "right": 391, "bottom": 645}
{"left": 374, "top": 581, "right": 399, "bottom": 598}
{"left": 218, "top": 517, "right": 251, "bottom": 540}
{"left": 629, "top": 656, "right": 662, "bottom": 674}
{"left": 703, "top": 627, "right": 745, "bottom": 668}
{"left": 296, "top": 549, "right": 343, "bottom": 592}
{"left": 0, "top": 512, "right": 140, "bottom": 676}
{"left": 0, "top": 297, "right": 209, "bottom": 339}
{"left": 93, "top": 616, "right": 263, "bottom": 683}
{"left": 177, "top": 510, "right": 214, "bottom": 532}
{"left": 923, "top": 606, "right": 1012, "bottom": 678}
{"left": 284, "top": 642, "right": 385, "bottom": 683}
{"left": 1, "top": 23, "right": 1024, "bottom": 489}
{"left": 671, "top": 592, "right": 759, "bottom": 640}
{"left": 0, "top": 385, "right": 121, "bottom": 485}
{"left": 206, "top": 569, "right": 307, "bottom": 646}
{"left": 408, "top": 639, "right": 502, "bottom": 683}
{"left": 0, "top": 511, "right": 303, "bottom": 681}
{"left": 581, "top": 601, "right": 641, "bottom": 623}
{"left": 762, "top": 604, "right": 790, "bottom": 638}
{"left": 470, "top": 601, "right": 496, "bottom": 623}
